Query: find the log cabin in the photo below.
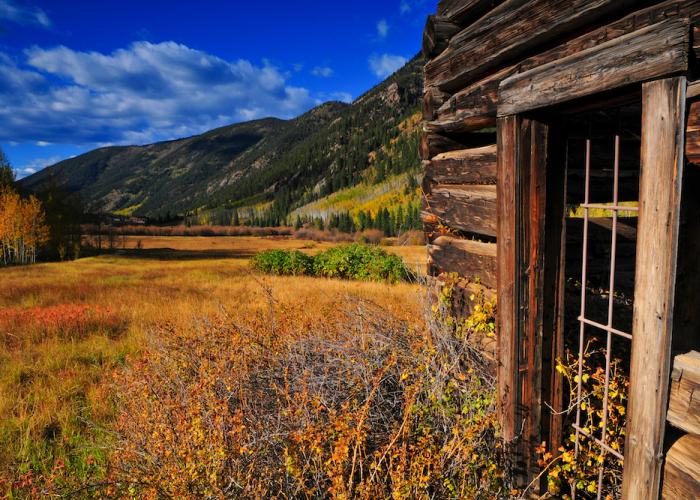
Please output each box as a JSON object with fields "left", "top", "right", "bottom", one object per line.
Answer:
{"left": 421, "top": 1, "right": 700, "bottom": 497}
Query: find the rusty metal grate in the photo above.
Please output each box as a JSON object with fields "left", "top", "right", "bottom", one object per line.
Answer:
{"left": 571, "top": 136, "right": 637, "bottom": 500}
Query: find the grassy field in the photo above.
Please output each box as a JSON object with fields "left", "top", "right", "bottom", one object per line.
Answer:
{"left": 0, "top": 236, "right": 427, "bottom": 490}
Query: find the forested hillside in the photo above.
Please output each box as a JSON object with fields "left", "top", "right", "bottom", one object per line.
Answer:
{"left": 22, "top": 56, "right": 424, "bottom": 231}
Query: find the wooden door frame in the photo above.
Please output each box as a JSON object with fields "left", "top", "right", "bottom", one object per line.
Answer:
{"left": 497, "top": 78, "right": 687, "bottom": 495}
{"left": 495, "top": 20, "right": 690, "bottom": 494}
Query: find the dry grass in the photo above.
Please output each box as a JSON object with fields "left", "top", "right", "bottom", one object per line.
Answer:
{"left": 0, "top": 236, "right": 426, "bottom": 491}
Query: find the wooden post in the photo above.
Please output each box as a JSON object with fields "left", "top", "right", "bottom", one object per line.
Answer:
{"left": 497, "top": 115, "right": 519, "bottom": 445}
{"left": 497, "top": 115, "right": 551, "bottom": 485}
{"left": 622, "top": 76, "right": 686, "bottom": 499}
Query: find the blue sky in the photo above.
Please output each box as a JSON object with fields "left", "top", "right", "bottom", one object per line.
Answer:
{"left": 0, "top": 0, "right": 432, "bottom": 178}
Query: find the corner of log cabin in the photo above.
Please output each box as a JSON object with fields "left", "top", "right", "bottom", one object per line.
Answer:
{"left": 422, "top": 0, "right": 700, "bottom": 495}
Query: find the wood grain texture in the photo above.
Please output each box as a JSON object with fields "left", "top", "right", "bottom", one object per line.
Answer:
{"left": 423, "top": 86, "right": 450, "bottom": 121}
{"left": 420, "top": 132, "right": 465, "bottom": 160}
{"left": 496, "top": 115, "right": 518, "bottom": 444}
{"left": 622, "top": 76, "right": 687, "bottom": 500}
{"left": 668, "top": 351, "right": 700, "bottom": 436}
{"left": 428, "top": 235, "right": 497, "bottom": 288}
{"left": 425, "top": 0, "right": 636, "bottom": 91}
{"left": 424, "top": 145, "right": 497, "bottom": 185}
{"left": 437, "top": 0, "right": 504, "bottom": 26}
{"left": 662, "top": 433, "right": 700, "bottom": 499}
{"left": 498, "top": 19, "right": 690, "bottom": 116}
{"left": 429, "top": 1, "right": 696, "bottom": 127}
{"left": 425, "top": 184, "right": 497, "bottom": 237}
{"left": 422, "top": 15, "right": 461, "bottom": 58}
{"left": 687, "top": 99, "right": 700, "bottom": 165}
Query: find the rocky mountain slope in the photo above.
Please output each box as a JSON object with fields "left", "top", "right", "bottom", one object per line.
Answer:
{"left": 21, "top": 55, "right": 424, "bottom": 222}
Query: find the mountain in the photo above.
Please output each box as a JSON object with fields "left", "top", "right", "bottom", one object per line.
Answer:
{"left": 21, "top": 55, "right": 424, "bottom": 224}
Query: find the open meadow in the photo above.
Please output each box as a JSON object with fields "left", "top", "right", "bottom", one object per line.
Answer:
{"left": 0, "top": 236, "right": 431, "bottom": 494}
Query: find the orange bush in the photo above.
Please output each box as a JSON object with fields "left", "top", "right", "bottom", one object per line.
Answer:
{"left": 0, "top": 304, "right": 125, "bottom": 348}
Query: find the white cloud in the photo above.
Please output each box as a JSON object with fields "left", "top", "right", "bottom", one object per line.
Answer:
{"left": 368, "top": 53, "right": 407, "bottom": 78}
{"left": 0, "top": 41, "right": 324, "bottom": 145}
{"left": 311, "top": 66, "right": 333, "bottom": 78}
{"left": 377, "top": 19, "right": 389, "bottom": 39}
{"left": 0, "top": 0, "right": 50, "bottom": 27}
{"left": 400, "top": 1, "right": 411, "bottom": 14}
{"left": 14, "top": 155, "right": 61, "bottom": 179}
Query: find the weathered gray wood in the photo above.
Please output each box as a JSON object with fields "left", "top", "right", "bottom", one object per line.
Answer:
{"left": 437, "top": 0, "right": 505, "bottom": 26}
{"left": 423, "top": 15, "right": 461, "bottom": 58}
{"left": 662, "top": 433, "right": 700, "bottom": 500}
{"left": 425, "top": 0, "right": 637, "bottom": 91}
{"left": 498, "top": 19, "right": 690, "bottom": 116}
{"left": 424, "top": 145, "right": 497, "bottom": 185}
{"left": 622, "top": 76, "right": 687, "bottom": 500}
{"left": 668, "top": 351, "right": 700, "bottom": 436}
{"left": 424, "top": 184, "right": 497, "bottom": 237}
{"left": 428, "top": 235, "right": 497, "bottom": 288}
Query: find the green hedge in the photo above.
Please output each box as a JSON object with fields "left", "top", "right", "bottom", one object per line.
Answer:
{"left": 251, "top": 244, "right": 412, "bottom": 283}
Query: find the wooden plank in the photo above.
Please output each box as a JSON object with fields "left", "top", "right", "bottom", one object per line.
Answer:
{"left": 662, "top": 433, "right": 700, "bottom": 499}
{"left": 430, "top": 1, "right": 695, "bottom": 131}
{"left": 422, "top": 15, "right": 461, "bottom": 58}
{"left": 668, "top": 351, "right": 700, "bottom": 435}
{"left": 420, "top": 132, "right": 464, "bottom": 160}
{"left": 498, "top": 19, "right": 690, "bottom": 117}
{"left": 523, "top": 119, "right": 548, "bottom": 482}
{"left": 428, "top": 235, "right": 497, "bottom": 288}
{"left": 496, "top": 115, "right": 519, "bottom": 445}
{"left": 688, "top": 80, "right": 700, "bottom": 100}
{"left": 425, "top": 0, "right": 637, "bottom": 91}
{"left": 424, "top": 184, "right": 497, "bottom": 237}
{"left": 687, "top": 100, "right": 700, "bottom": 165}
{"left": 423, "top": 86, "right": 450, "bottom": 121}
{"left": 437, "top": 0, "right": 505, "bottom": 26}
{"left": 424, "top": 145, "right": 497, "bottom": 185}
{"left": 622, "top": 76, "right": 687, "bottom": 500}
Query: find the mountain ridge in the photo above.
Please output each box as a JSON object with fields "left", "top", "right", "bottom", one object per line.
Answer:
{"left": 21, "top": 55, "right": 424, "bottom": 223}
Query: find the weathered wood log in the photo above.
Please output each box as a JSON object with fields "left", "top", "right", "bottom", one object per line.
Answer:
{"left": 428, "top": 1, "right": 695, "bottom": 129}
{"left": 662, "top": 433, "right": 700, "bottom": 500}
{"left": 423, "top": 15, "right": 461, "bottom": 58}
{"left": 423, "top": 87, "right": 450, "bottom": 121}
{"left": 498, "top": 19, "right": 690, "bottom": 116}
{"left": 496, "top": 115, "right": 518, "bottom": 444}
{"left": 425, "top": 0, "right": 637, "bottom": 91}
{"left": 420, "top": 132, "right": 464, "bottom": 160}
{"left": 437, "top": 0, "right": 504, "bottom": 27}
{"left": 622, "top": 76, "right": 687, "bottom": 500}
{"left": 668, "top": 351, "right": 700, "bottom": 436}
{"left": 424, "top": 145, "right": 497, "bottom": 185}
{"left": 688, "top": 80, "right": 700, "bottom": 100}
{"left": 424, "top": 184, "right": 497, "bottom": 237}
{"left": 428, "top": 235, "right": 497, "bottom": 288}
{"left": 687, "top": 99, "right": 700, "bottom": 165}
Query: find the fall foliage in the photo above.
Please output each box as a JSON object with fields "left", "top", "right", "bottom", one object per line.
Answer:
{"left": 0, "top": 187, "right": 50, "bottom": 266}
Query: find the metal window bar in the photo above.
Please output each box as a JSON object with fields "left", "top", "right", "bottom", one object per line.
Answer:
{"left": 572, "top": 135, "right": 633, "bottom": 500}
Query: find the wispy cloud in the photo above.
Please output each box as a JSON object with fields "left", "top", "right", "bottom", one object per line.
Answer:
{"left": 400, "top": 1, "right": 412, "bottom": 14}
{"left": 376, "top": 19, "right": 389, "bottom": 39}
{"left": 0, "top": 0, "right": 50, "bottom": 27}
{"left": 311, "top": 66, "right": 333, "bottom": 78}
{"left": 368, "top": 53, "right": 407, "bottom": 78}
{"left": 14, "top": 155, "right": 61, "bottom": 178}
{"left": 1, "top": 41, "right": 325, "bottom": 146}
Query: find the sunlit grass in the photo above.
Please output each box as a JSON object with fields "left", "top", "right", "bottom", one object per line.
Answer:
{"left": 0, "top": 236, "right": 426, "bottom": 488}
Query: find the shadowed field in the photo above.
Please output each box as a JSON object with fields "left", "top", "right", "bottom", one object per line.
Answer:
{"left": 0, "top": 236, "right": 426, "bottom": 489}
